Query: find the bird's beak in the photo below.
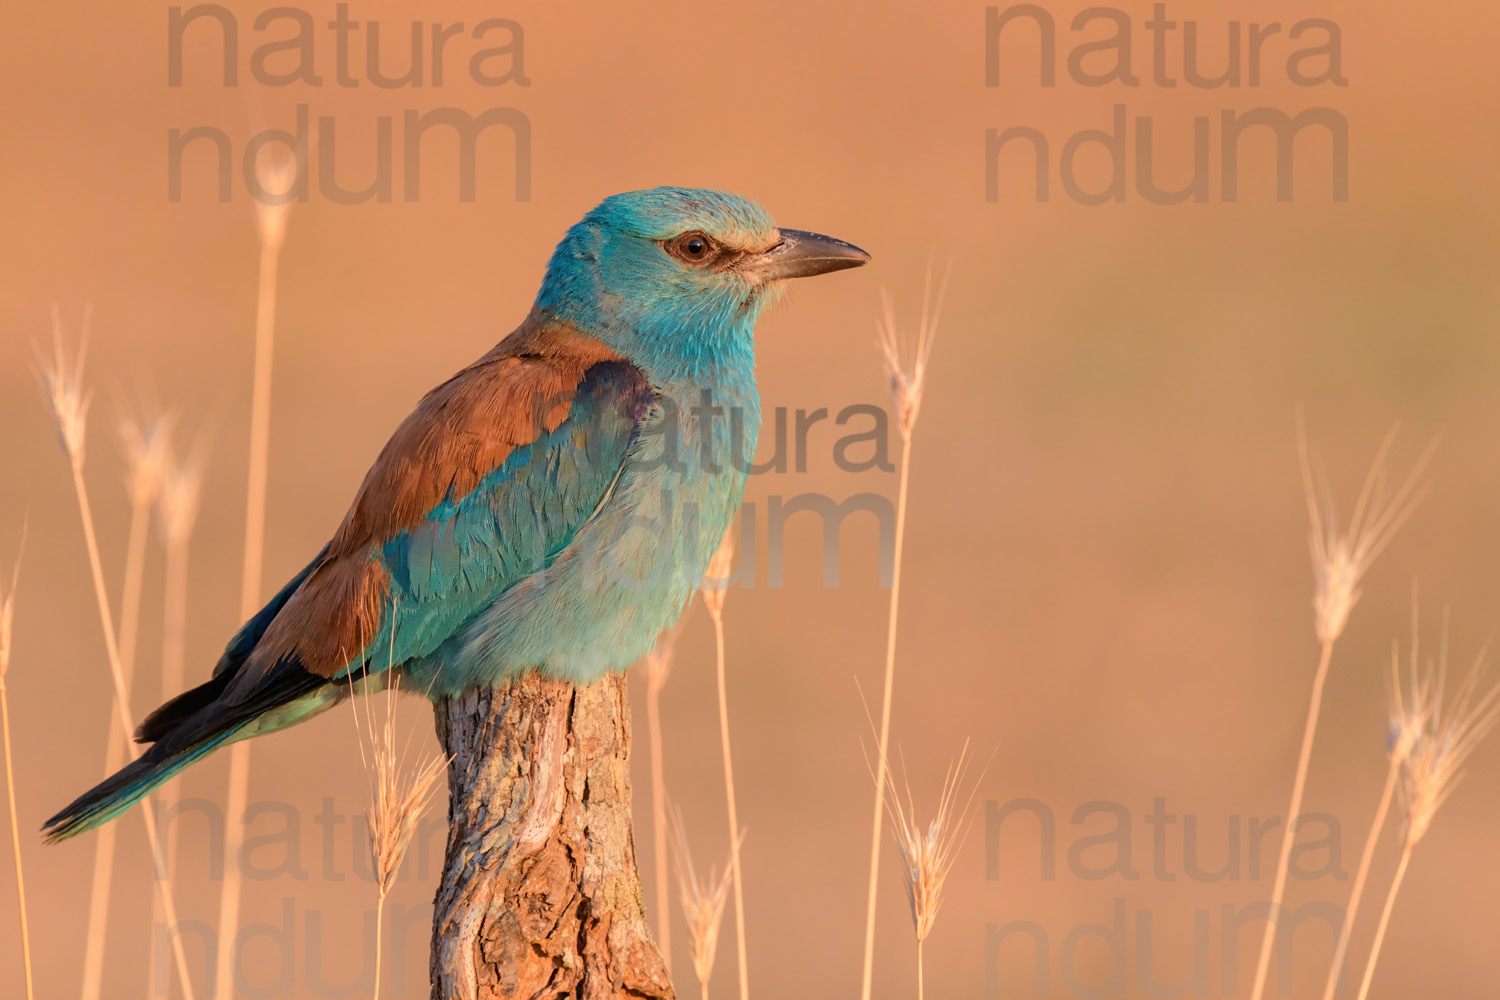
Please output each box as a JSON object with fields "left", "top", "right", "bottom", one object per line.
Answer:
{"left": 742, "top": 228, "right": 871, "bottom": 281}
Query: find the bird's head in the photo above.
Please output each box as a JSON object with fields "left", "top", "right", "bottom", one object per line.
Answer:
{"left": 536, "top": 186, "right": 869, "bottom": 381}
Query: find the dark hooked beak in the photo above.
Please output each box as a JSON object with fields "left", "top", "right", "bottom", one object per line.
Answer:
{"left": 743, "top": 228, "right": 871, "bottom": 281}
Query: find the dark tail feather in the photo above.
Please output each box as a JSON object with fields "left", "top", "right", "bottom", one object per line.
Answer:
{"left": 46, "top": 547, "right": 342, "bottom": 844}
{"left": 41, "top": 725, "right": 244, "bottom": 843}
{"left": 45, "top": 658, "right": 331, "bottom": 842}
{"left": 136, "top": 671, "right": 233, "bottom": 744}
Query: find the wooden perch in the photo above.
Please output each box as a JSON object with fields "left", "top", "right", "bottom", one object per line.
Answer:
{"left": 430, "top": 671, "right": 674, "bottom": 999}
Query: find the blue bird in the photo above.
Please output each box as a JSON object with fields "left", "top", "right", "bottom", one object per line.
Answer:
{"left": 45, "top": 186, "right": 868, "bottom": 840}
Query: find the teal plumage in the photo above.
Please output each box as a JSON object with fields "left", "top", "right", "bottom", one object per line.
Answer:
{"left": 44, "top": 186, "right": 868, "bottom": 842}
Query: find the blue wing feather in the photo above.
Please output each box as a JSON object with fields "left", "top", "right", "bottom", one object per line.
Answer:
{"left": 352, "top": 360, "right": 652, "bottom": 680}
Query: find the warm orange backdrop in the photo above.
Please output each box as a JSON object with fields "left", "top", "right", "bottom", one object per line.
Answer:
{"left": 2, "top": 1, "right": 1499, "bottom": 997}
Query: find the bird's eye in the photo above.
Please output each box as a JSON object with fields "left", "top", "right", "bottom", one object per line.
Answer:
{"left": 666, "top": 231, "right": 717, "bottom": 266}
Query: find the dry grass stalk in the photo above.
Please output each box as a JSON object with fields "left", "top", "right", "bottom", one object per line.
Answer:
{"left": 875, "top": 271, "right": 945, "bottom": 442}
{"left": 40, "top": 320, "right": 198, "bottom": 1000}
{"left": 1393, "top": 647, "right": 1498, "bottom": 847}
{"left": 1356, "top": 636, "right": 1500, "bottom": 1000}
{"left": 1302, "top": 427, "right": 1433, "bottom": 646}
{"left": 0, "top": 538, "right": 34, "bottom": 1000}
{"left": 1321, "top": 632, "right": 1425, "bottom": 1000}
{"left": 122, "top": 414, "right": 175, "bottom": 514}
{"left": 39, "top": 306, "right": 92, "bottom": 473}
{"left": 158, "top": 447, "right": 205, "bottom": 551}
{"left": 641, "top": 624, "right": 684, "bottom": 970}
{"left": 218, "top": 146, "right": 298, "bottom": 999}
{"left": 82, "top": 412, "right": 172, "bottom": 1000}
{"left": 354, "top": 671, "right": 447, "bottom": 1000}
{"left": 881, "top": 741, "right": 984, "bottom": 1000}
{"left": 699, "top": 528, "right": 747, "bottom": 1000}
{"left": 150, "top": 442, "right": 205, "bottom": 1000}
{"left": 668, "top": 807, "right": 741, "bottom": 1000}
{"left": 861, "top": 265, "right": 948, "bottom": 1000}
{"left": 1247, "top": 427, "right": 1430, "bottom": 1000}
{"left": 700, "top": 528, "right": 735, "bottom": 620}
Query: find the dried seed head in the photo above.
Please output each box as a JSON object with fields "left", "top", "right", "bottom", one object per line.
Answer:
{"left": 642, "top": 621, "right": 684, "bottom": 695}
{"left": 1387, "top": 641, "right": 1429, "bottom": 765}
{"left": 0, "top": 593, "right": 11, "bottom": 682}
{"left": 38, "top": 307, "right": 92, "bottom": 471}
{"left": 876, "top": 262, "right": 949, "bottom": 441}
{"left": 120, "top": 413, "right": 175, "bottom": 510}
{"left": 253, "top": 148, "right": 300, "bottom": 251}
{"left": 699, "top": 527, "right": 736, "bottom": 620}
{"left": 669, "top": 807, "right": 741, "bottom": 987}
{"left": 881, "top": 740, "right": 985, "bottom": 943}
{"left": 157, "top": 446, "right": 205, "bottom": 546}
{"left": 358, "top": 676, "right": 449, "bottom": 899}
{"left": 367, "top": 750, "right": 447, "bottom": 898}
{"left": 1299, "top": 425, "right": 1432, "bottom": 644}
{"left": 0, "top": 542, "right": 20, "bottom": 685}
{"left": 1395, "top": 639, "right": 1500, "bottom": 850}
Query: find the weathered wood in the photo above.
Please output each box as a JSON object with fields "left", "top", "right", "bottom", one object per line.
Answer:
{"left": 431, "top": 671, "right": 674, "bottom": 1000}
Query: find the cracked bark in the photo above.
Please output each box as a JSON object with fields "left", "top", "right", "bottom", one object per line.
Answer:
{"left": 430, "top": 671, "right": 674, "bottom": 1000}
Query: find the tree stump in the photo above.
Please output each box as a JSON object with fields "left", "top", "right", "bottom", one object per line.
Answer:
{"left": 431, "top": 671, "right": 674, "bottom": 1000}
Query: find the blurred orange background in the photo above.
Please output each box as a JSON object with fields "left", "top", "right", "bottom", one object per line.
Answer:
{"left": 2, "top": 0, "right": 1499, "bottom": 996}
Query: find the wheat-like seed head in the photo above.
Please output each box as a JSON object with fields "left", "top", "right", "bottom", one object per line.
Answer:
{"left": 699, "top": 527, "right": 736, "bottom": 621}
{"left": 367, "top": 744, "right": 447, "bottom": 898}
{"left": 157, "top": 444, "right": 205, "bottom": 546}
{"left": 876, "top": 262, "right": 950, "bottom": 441}
{"left": 883, "top": 740, "right": 985, "bottom": 943}
{"left": 1387, "top": 639, "right": 1430, "bottom": 765}
{"left": 356, "top": 658, "right": 449, "bottom": 899}
{"left": 38, "top": 307, "right": 92, "bottom": 472}
{"left": 1298, "top": 425, "right": 1433, "bottom": 644}
{"left": 1393, "top": 634, "right": 1500, "bottom": 850}
{"left": 0, "top": 592, "right": 11, "bottom": 684}
{"left": 364, "top": 680, "right": 450, "bottom": 899}
{"left": 0, "top": 543, "right": 20, "bottom": 685}
{"left": 120, "top": 413, "right": 175, "bottom": 510}
{"left": 254, "top": 149, "right": 299, "bottom": 252}
{"left": 669, "top": 807, "right": 740, "bottom": 987}
{"left": 643, "top": 620, "right": 684, "bottom": 696}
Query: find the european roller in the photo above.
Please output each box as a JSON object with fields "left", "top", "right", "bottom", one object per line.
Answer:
{"left": 44, "top": 187, "right": 868, "bottom": 840}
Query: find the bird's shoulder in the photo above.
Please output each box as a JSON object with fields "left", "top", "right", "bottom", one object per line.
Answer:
{"left": 224, "top": 314, "right": 654, "bottom": 689}
{"left": 332, "top": 312, "right": 644, "bottom": 555}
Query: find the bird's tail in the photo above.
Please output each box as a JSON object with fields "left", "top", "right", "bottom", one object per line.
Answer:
{"left": 41, "top": 724, "right": 245, "bottom": 842}
{"left": 43, "top": 663, "right": 336, "bottom": 843}
{"left": 44, "top": 547, "right": 349, "bottom": 842}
